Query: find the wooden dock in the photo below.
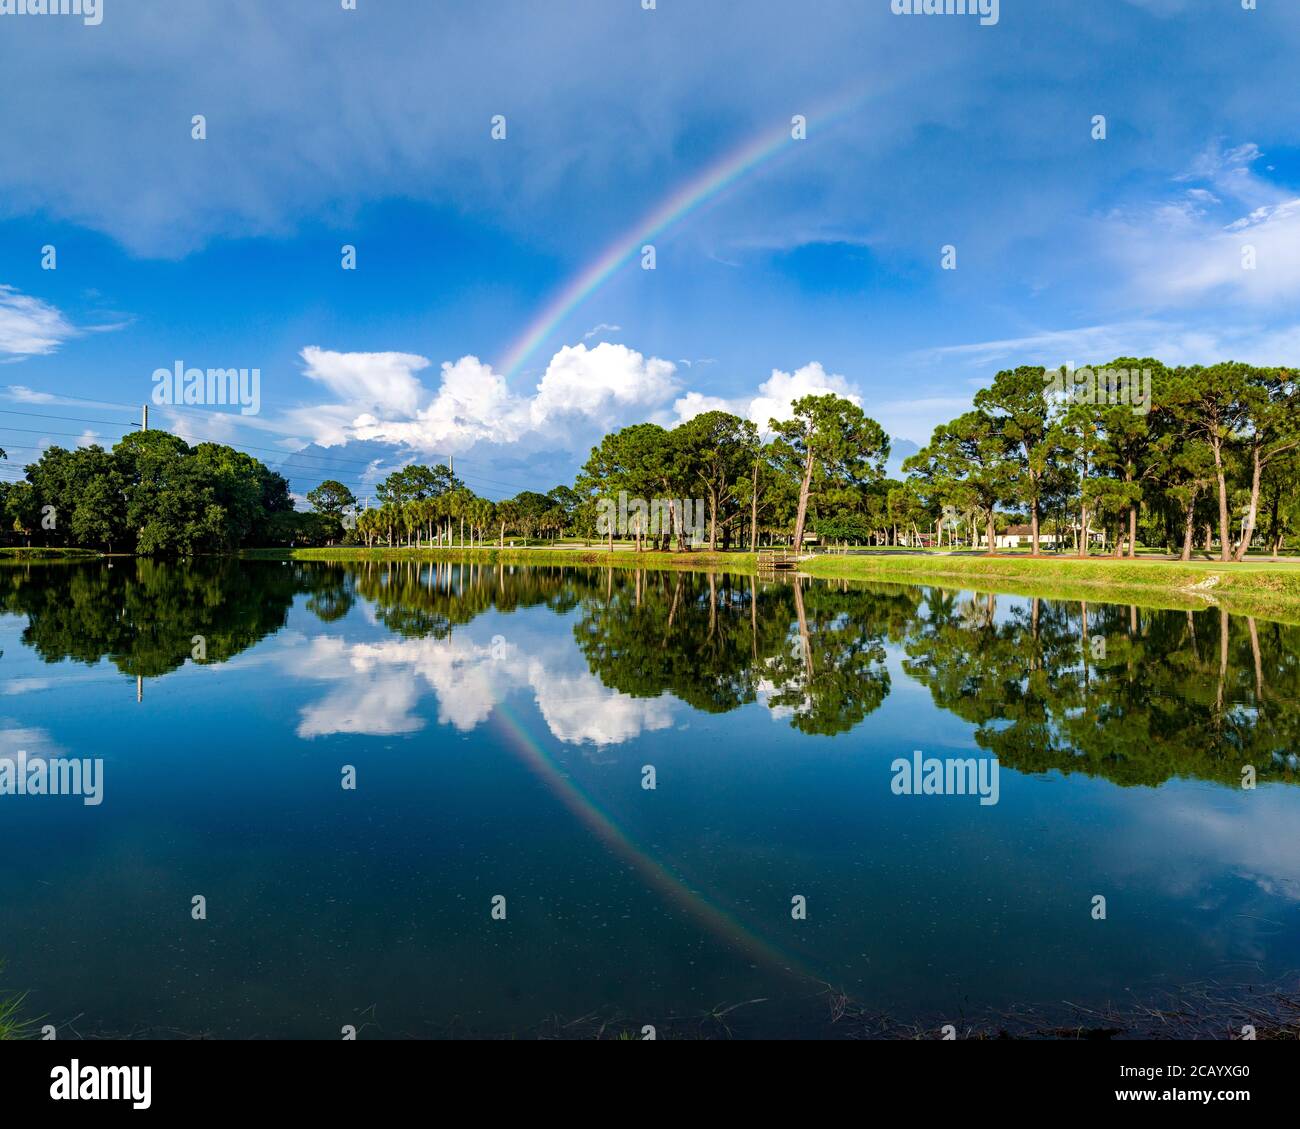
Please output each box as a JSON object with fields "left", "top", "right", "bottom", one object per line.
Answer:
{"left": 756, "top": 550, "right": 801, "bottom": 573}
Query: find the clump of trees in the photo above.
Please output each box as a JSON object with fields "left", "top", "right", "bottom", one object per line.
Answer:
{"left": 904, "top": 361, "right": 1299, "bottom": 559}
{"left": 567, "top": 360, "right": 1297, "bottom": 559}
{"left": 349, "top": 468, "right": 576, "bottom": 550}
{"left": 0, "top": 431, "right": 304, "bottom": 554}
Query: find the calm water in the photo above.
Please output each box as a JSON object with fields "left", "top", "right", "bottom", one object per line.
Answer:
{"left": 1, "top": 559, "right": 1297, "bottom": 1039}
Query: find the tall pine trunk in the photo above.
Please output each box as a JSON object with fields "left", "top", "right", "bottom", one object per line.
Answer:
{"left": 791, "top": 445, "right": 815, "bottom": 553}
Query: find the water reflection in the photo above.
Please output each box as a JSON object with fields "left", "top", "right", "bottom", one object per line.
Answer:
{"left": 3, "top": 558, "right": 1300, "bottom": 1038}
{"left": 3, "top": 559, "right": 1296, "bottom": 788}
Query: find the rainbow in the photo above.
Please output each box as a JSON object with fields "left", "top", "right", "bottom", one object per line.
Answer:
{"left": 491, "top": 703, "right": 813, "bottom": 982}
{"left": 497, "top": 84, "right": 872, "bottom": 384}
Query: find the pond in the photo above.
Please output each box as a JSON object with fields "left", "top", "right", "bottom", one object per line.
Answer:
{"left": 1, "top": 559, "right": 1297, "bottom": 1038}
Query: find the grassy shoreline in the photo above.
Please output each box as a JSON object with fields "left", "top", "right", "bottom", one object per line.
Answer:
{"left": 0, "top": 547, "right": 103, "bottom": 561}
{"left": 243, "top": 545, "right": 761, "bottom": 571}
{"left": 248, "top": 545, "right": 1300, "bottom": 620}
{"left": 803, "top": 553, "right": 1300, "bottom": 620}
{"left": 9, "top": 543, "right": 1300, "bottom": 619}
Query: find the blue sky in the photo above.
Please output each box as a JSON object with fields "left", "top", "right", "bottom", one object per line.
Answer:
{"left": 2, "top": 0, "right": 1299, "bottom": 503}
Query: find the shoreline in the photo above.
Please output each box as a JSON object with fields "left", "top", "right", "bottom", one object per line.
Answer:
{"left": 242, "top": 546, "right": 1300, "bottom": 620}
{"left": 9, "top": 544, "right": 1300, "bottom": 622}
{"left": 802, "top": 552, "right": 1300, "bottom": 622}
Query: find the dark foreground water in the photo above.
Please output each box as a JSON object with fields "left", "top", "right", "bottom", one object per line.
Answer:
{"left": 1, "top": 559, "right": 1297, "bottom": 1039}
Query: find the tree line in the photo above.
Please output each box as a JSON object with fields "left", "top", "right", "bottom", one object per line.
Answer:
{"left": 2, "top": 359, "right": 1295, "bottom": 558}
{"left": 903, "top": 361, "right": 1299, "bottom": 561}
{"left": 565, "top": 360, "right": 1299, "bottom": 559}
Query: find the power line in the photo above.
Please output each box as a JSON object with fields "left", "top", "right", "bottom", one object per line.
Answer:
{"left": 0, "top": 408, "right": 136, "bottom": 428}
{"left": 0, "top": 425, "right": 133, "bottom": 441}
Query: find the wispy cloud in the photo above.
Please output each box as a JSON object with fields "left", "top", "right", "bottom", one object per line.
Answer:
{"left": 919, "top": 317, "right": 1300, "bottom": 372}
{"left": 1101, "top": 141, "right": 1300, "bottom": 311}
{"left": 0, "top": 286, "right": 80, "bottom": 358}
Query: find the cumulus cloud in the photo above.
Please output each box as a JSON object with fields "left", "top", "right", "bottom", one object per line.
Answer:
{"left": 262, "top": 336, "right": 898, "bottom": 494}
{"left": 284, "top": 341, "right": 680, "bottom": 456}
{"left": 530, "top": 343, "right": 679, "bottom": 428}
{"left": 674, "top": 361, "right": 863, "bottom": 434}
{"left": 299, "top": 346, "right": 430, "bottom": 417}
{"left": 748, "top": 362, "right": 861, "bottom": 427}
{"left": 672, "top": 390, "right": 738, "bottom": 422}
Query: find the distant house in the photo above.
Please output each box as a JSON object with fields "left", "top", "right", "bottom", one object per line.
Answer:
{"left": 993, "top": 524, "right": 1065, "bottom": 549}
{"left": 993, "top": 524, "right": 1103, "bottom": 550}
{"left": 994, "top": 524, "right": 1036, "bottom": 549}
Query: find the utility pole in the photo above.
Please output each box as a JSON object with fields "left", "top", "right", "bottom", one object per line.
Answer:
{"left": 142, "top": 404, "right": 149, "bottom": 431}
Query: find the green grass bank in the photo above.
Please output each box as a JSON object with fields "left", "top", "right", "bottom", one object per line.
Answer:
{"left": 251, "top": 545, "right": 1300, "bottom": 621}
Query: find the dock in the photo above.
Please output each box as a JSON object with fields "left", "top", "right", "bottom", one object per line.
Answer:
{"left": 756, "top": 550, "right": 801, "bottom": 573}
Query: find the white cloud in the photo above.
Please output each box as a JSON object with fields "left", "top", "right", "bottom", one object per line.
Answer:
{"left": 285, "top": 341, "right": 680, "bottom": 457}
{"left": 0, "top": 679, "right": 53, "bottom": 696}
{"left": 289, "top": 628, "right": 675, "bottom": 748}
{"left": 351, "top": 355, "right": 526, "bottom": 451}
{"left": 673, "top": 361, "right": 863, "bottom": 435}
{"left": 923, "top": 318, "right": 1300, "bottom": 373}
{"left": 1102, "top": 141, "right": 1300, "bottom": 309}
{"left": 278, "top": 344, "right": 886, "bottom": 482}
{"left": 530, "top": 343, "right": 679, "bottom": 428}
{"left": 922, "top": 320, "right": 1173, "bottom": 369}
{"left": 299, "top": 346, "right": 430, "bottom": 416}
{"left": 0, "top": 286, "right": 80, "bottom": 358}
{"left": 4, "top": 384, "right": 57, "bottom": 403}
{"left": 0, "top": 723, "right": 63, "bottom": 759}
{"left": 672, "top": 390, "right": 738, "bottom": 423}
{"left": 527, "top": 659, "right": 675, "bottom": 747}
{"left": 1117, "top": 786, "right": 1300, "bottom": 905}
{"left": 747, "top": 362, "right": 862, "bottom": 431}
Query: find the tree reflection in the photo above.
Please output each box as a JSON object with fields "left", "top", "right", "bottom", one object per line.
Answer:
{"left": 3, "top": 558, "right": 1296, "bottom": 786}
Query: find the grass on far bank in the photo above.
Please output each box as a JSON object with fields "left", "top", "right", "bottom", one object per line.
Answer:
{"left": 0, "top": 546, "right": 102, "bottom": 561}
{"left": 803, "top": 551, "right": 1300, "bottom": 621}
{"left": 247, "top": 544, "right": 760, "bottom": 571}
{"left": 251, "top": 543, "right": 1300, "bottom": 621}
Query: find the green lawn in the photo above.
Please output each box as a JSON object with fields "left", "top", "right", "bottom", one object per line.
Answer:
{"left": 254, "top": 544, "right": 1300, "bottom": 620}
{"left": 803, "top": 552, "right": 1300, "bottom": 621}
{"left": 254, "top": 545, "right": 760, "bottom": 570}
{"left": 0, "top": 547, "right": 102, "bottom": 561}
